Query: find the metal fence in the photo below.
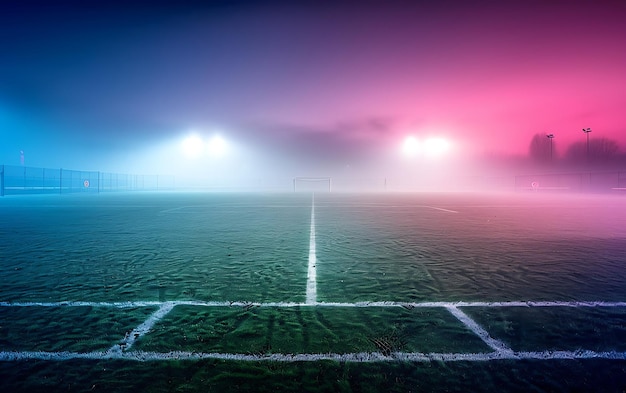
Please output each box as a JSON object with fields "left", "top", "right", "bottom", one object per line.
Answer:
{"left": 514, "top": 171, "right": 626, "bottom": 192}
{"left": 3, "top": 164, "right": 625, "bottom": 196}
{"left": 0, "top": 164, "right": 174, "bottom": 196}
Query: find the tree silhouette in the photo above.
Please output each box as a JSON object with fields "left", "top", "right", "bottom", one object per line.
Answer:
{"left": 564, "top": 137, "right": 620, "bottom": 162}
{"left": 528, "top": 133, "right": 554, "bottom": 163}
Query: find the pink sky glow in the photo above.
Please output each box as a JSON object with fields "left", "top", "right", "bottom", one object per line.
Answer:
{"left": 1, "top": 1, "right": 625, "bottom": 174}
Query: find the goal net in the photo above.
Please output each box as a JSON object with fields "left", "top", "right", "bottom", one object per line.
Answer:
{"left": 293, "top": 177, "right": 332, "bottom": 192}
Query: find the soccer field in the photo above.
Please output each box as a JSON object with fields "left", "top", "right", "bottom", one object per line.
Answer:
{"left": 1, "top": 192, "right": 626, "bottom": 392}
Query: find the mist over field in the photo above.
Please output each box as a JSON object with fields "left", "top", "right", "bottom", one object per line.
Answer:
{"left": 1, "top": 2, "right": 626, "bottom": 390}
{"left": 1, "top": 1, "right": 625, "bottom": 194}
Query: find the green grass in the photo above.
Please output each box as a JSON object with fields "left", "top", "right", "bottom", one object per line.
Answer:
{"left": 2, "top": 193, "right": 626, "bottom": 391}
{"left": 462, "top": 306, "right": 626, "bottom": 352}
{"left": 0, "top": 194, "right": 312, "bottom": 303}
{"left": 134, "top": 305, "right": 491, "bottom": 354}
{"left": 2, "top": 358, "right": 626, "bottom": 392}
{"left": 0, "top": 306, "right": 157, "bottom": 352}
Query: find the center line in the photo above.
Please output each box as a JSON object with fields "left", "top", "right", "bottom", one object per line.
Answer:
{"left": 306, "top": 194, "right": 317, "bottom": 304}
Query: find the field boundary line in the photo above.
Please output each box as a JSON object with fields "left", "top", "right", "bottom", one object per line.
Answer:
{"left": 2, "top": 349, "right": 626, "bottom": 363}
{"left": 0, "top": 301, "right": 164, "bottom": 307}
{"left": 3, "top": 299, "right": 626, "bottom": 363}
{"left": 3, "top": 300, "right": 626, "bottom": 308}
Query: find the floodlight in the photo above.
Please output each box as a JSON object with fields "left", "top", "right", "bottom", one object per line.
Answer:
{"left": 582, "top": 127, "right": 592, "bottom": 161}
{"left": 181, "top": 134, "right": 204, "bottom": 158}
{"left": 547, "top": 133, "right": 554, "bottom": 162}
{"left": 402, "top": 136, "right": 419, "bottom": 156}
{"left": 423, "top": 137, "right": 450, "bottom": 156}
{"left": 207, "top": 135, "right": 227, "bottom": 157}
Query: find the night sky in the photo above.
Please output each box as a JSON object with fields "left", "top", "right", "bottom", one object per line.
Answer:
{"left": 1, "top": 1, "right": 625, "bottom": 181}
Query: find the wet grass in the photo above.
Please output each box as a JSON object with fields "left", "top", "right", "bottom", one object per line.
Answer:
{"left": 134, "top": 306, "right": 491, "bottom": 354}
{"left": 0, "top": 194, "right": 312, "bottom": 303}
{"left": 2, "top": 192, "right": 626, "bottom": 391}
{"left": 0, "top": 306, "right": 157, "bottom": 352}
{"left": 463, "top": 306, "right": 626, "bottom": 352}
{"left": 1, "top": 358, "right": 626, "bottom": 392}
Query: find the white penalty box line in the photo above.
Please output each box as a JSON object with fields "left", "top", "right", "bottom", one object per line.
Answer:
{"left": 2, "top": 349, "right": 626, "bottom": 363}
{"left": 4, "top": 300, "right": 625, "bottom": 308}
{"left": 108, "top": 302, "right": 176, "bottom": 354}
{"left": 2, "top": 300, "right": 626, "bottom": 363}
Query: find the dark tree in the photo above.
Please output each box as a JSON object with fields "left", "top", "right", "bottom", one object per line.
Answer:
{"left": 564, "top": 137, "right": 620, "bottom": 162}
{"left": 528, "top": 133, "right": 554, "bottom": 163}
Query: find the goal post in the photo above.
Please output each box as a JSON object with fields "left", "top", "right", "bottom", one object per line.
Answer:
{"left": 293, "top": 177, "right": 332, "bottom": 192}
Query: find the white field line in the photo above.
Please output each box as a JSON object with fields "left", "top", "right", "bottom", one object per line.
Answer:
{"left": 0, "top": 301, "right": 165, "bottom": 308}
{"left": 159, "top": 206, "right": 192, "bottom": 213}
{"left": 3, "top": 300, "right": 626, "bottom": 308}
{"left": 445, "top": 305, "right": 513, "bottom": 355}
{"left": 306, "top": 194, "right": 317, "bottom": 304}
{"left": 315, "top": 204, "right": 460, "bottom": 213}
{"left": 2, "top": 349, "right": 626, "bottom": 363}
{"left": 159, "top": 205, "right": 312, "bottom": 214}
{"left": 418, "top": 205, "right": 459, "bottom": 213}
{"left": 108, "top": 302, "right": 176, "bottom": 353}
{"left": 450, "top": 301, "right": 626, "bottom": 308}
{"left": 3, "top": 300, "right": 625, "bottom": 363}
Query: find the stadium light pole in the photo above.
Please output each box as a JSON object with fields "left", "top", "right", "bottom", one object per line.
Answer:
{"left": 582, "top": 128, "right": 592, "bottom": 162}
{"left": 546, "top": 133, "right": 554, "bottom": 162}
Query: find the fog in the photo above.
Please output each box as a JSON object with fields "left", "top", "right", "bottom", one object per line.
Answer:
{"left": 1, "top": 2, "right": 625, "bottom": 194}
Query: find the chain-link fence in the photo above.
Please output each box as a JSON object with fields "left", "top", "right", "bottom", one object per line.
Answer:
{"left": 515, "top": 171, "right": 626, "bottom": 192}
{"left": 0, "top": 164, "right": 174, "bottom": 196}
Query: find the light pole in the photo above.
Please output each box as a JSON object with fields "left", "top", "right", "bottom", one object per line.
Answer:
{"left": 546, "top": 133, "right": 554, "bottom": 162}
{"left": 582, "top": 128, "right": 592, "bottom": 162}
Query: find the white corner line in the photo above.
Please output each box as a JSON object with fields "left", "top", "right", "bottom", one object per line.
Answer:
{"left": 445, "top": 305, "right": 513, "bottom": 355}
{"left": 158, "top": 206, "right": 191, "bottom": 214}
{"left": 306, "top": 194, "right": 317, "bottom": 305}
{"left": 108, "top": 302, "right": 176, "bottom": 353}
{"left": 419, "top": 205, "right": 459, "bottom": 213}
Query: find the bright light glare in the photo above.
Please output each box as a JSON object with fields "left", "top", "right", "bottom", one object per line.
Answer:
{"left": 207, "top": 135, "right": 227, "bottom": 157}
{"left": 402, "top": 136, "right": 419, "bottom": 156}
{"left": 402, "top": 135, "right": 451, "bottom": 158}
{"left": 181, "top": 134, "right": 204, "bottom": 158}
{"left": 424, "top": 138, "right": 450, "bottom": 156}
